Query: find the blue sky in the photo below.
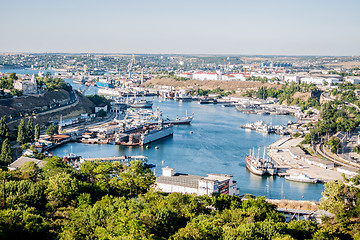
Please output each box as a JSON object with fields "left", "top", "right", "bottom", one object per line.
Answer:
{"left": 1, "top": 0, "right": 359, "bottom": 55}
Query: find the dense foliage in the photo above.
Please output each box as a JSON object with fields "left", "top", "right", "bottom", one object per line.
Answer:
{"left": 193, "top": 87, "right": 234, "bottom": 97}
{"left": 0, "top": 156, "right": 359, "bottom": 239}
{"left": 36, "top": 77, "right": 72, "bottom": 92}
{"left": 0, "top": 73, "right": 23, "bottom": 96}
{"left": 249, "top": 82, "right": 321, "bottom": 111}
{"left": 87, "top": 94, "right": 112, "bottom": 108}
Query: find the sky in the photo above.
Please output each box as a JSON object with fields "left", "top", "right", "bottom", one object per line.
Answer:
{"left": 1, "top": 0, "right": 360, "bottom": 56}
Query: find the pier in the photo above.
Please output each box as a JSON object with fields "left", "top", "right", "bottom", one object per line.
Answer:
{"left": 84, "top": 155, "right": 148, "bottom": 163}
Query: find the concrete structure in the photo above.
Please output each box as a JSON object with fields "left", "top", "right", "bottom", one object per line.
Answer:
{"left": 337, "top": 166, "right": 358, "bottom": 177}
{"left": 95, "top": 104, "right": 108, "bottom": 113}
{"left": 8, "top": 156, "right": 45, "bottom": 170}
{"left": 156, "top": 167, "right": 239, "bottom": 196}
{"left": 287, "top": 147, "right": 334, "bottom": 169}
{"left": 13, "top": 74, "right": 38, "bottom": 94}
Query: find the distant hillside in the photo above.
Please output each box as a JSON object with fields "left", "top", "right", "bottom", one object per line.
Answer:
{"left": 0, "top": 90, "right": 95, "bottom": 129}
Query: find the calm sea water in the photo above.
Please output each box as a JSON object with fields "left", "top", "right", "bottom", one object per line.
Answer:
{"left": 53, "top": 97, "right": 325, "bottom": 201}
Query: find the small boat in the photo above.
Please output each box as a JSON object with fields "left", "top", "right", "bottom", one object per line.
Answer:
{"left": 198, "top": 98, "right": 217, "bottom": 104}
{"left": 285, "top": 173, "right": 318, "bottom": 183}
{"left": 164, "top": 115, "right": 193, "bottom": 125}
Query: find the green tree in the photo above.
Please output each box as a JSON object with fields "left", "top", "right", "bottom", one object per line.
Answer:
{"left": 0, "top": 116, "right": 9, "bottom": 140}
{"left": 34, "top": 124, "right": 40, "bottom": 140}
{"left": 320, "top": 181, "right": 359, "bottom": 222}
{"left": 46, "top": 124, "right": 58, "bottom": 136}
{"left": 26, "top": 117, "right": 34, "bottom": 143}
{"left": 256, "top": 86, "right": 268, "bottom": 99}
{"left": 20, "top": 161, "right": 40, "bottom": 181}
{"left": 17, "top": 119, "right": 26, "bottom": 145}
{"left": 110, "top": 160, "right": 156, "bottom": 198}
{"left": 46, "top": 172, "right": 79, "bottom": 207}
{"left": 0, "top": 138, "right": 12, "bottom": 165}
{"left": 8, "top": 72, "right": 18, "bottom": 80}
{"left": 354, "top": 145, "right": 360, "bottom": 154}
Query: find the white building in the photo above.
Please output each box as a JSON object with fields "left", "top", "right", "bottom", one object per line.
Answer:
{"left": 156, "top": 167, "right": 239, "bottom": 196}
{"left": 192, "top": 72, "right": 221, "bottom": 81}
{"left": 300, "top": 77, "right": 326, "bottom": 85}
{"left": 345, "top": 77, "right": 360, "bottom": 85}
{"left": 284, "top": 75, "right": 300, "bottom": 83}
{"left": 176, "top": 73, "right": 193, "bottom": 79}
{"left": 13, "top": 74, "right": 38, "bottom": 94}
{"left": 221, "top": 74, "right": 236, "bottom": 81}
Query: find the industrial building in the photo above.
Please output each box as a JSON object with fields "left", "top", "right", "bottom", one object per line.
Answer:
{"left": 156, "top": 167, "right": 239, "bottom": 196}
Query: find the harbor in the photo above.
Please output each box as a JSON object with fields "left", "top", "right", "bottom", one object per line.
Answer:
{"left": 52, "top": 96, "right": 325, "bottom": 201}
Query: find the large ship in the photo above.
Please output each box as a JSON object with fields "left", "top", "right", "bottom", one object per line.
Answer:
{"left": 285, "top": 173, "right": 318, "bottom": 183}
{"left": 246, "top": 148, "right": 277, "bottom": 176}
{"left": 118, "top": 120, "right": 173, "bottom": 146}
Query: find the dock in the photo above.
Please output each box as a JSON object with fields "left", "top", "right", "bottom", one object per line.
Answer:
{"left": 84, "top": 155, "right": 148, "bottom": 163}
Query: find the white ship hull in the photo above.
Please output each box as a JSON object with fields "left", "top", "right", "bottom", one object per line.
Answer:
{"left": 285, "top": 174, "right": 317, "bottom": 183}
{"left": 246, "top": 156, "right": 266, "bottom": 175}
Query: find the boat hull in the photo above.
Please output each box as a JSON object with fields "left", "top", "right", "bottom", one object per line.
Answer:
{"left": 246, "top": 156, "right": 266, "bottom": 175}
{"left": 142, "top": 125, "right": 174, "bottom": 145}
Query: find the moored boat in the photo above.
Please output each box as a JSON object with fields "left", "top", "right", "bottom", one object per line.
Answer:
{"left": 285, "top": 173, "right": 318, "bottom": 183}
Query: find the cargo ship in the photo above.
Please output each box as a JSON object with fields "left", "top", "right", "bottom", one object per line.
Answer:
{"left": 246, "top": 148, "right": 277, "bottom": 176}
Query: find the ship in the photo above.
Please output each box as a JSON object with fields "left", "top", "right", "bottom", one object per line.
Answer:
{"left": 128, "top": 99, "right": 153, "bottom": 108}
{"left": 166, "top": 115, "right": 193, "bottom": 125}
{"left": 96, "top": 78, "right": 114, "bottom": 88}
{"left": 285, "top": 173, "right": 318, "bottom": 183}
{"left": 174, "top": 93, "right": 193, "bottom": 102}
{"left": 246, "top": 148, "right": 277, "bottom": 176}
{"left": 118, "top": 120, "right": 173, "bottom": 146}
{"left": 198, "top": 98, "right": 217, "bottom": 104}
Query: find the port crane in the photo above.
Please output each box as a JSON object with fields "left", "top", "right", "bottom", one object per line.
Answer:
{"left": 123, "top": 54, "right": 135, "bottom": 88}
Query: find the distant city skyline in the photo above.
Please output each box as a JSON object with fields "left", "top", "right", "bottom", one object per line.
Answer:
{"left": 1, "top": 0, "right": 360, "bottom": 56}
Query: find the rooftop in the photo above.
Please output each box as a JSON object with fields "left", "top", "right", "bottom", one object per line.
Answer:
{"left": 157, "top": 173, "right": 203, "bottom": 188}
{"left": 8, "top": 156, "right": 46, "bottom": 170}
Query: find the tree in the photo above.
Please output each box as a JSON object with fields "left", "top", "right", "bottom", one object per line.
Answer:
{"left": 354, "top": 145, "right": 360, "bottom": 154}
{"left": 8, "top": 72, "right": 18, "bottom": 80}
{"left": 0, "top": 116, "right": 9, "bottom": 140}
{"left": 46, "top": 124, "right": 58, "bottom": 136}
{"left": 98, "top": 109, "right": 106, "bottom": 117}
{"left": 26, "top": 118, "right": 34, "bottom": 143}
{"left": 110, "top": 160, "right": 155, "bottom": 198}
{"left": 0, "top": 139, "right": 12, "bottom": 165}
{"left": 34, "top": 124, "right": 40, "bottom": 140}
{"left": 46, "top": 172, "right": 79, "bottom": 207}
{"left": 20, "top": 161, "right": 40, "bottom": 181}
{"left": 17, "top": 119, "right": 26, "bottom": 145}
{"left": 320, "top": 181, "right": 359, "bottom": 222}
{"left": 256, "top": 86, "right": 268, "bottom": 99}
